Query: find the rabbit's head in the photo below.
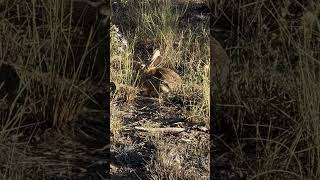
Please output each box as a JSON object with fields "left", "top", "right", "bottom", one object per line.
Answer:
{"left": 132, "top": 50, "right": 162, "bottom": 74}
{"left": 133, "top": 49, "right": 182, "bottom": 97}
{"left": 145, "top": 49, "right": 162, "bottom": 75}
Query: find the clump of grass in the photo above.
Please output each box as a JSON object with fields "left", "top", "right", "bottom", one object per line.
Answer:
{"left": 110, "top": 24, "right": 140, "bottom": 104}
{"left": 110, "top": 24, "right": 136, "bottom": 85}
{"left": 127, "top": 0, "right": 182, "bottom": 46}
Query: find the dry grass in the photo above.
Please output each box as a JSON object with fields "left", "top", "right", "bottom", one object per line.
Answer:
{"left": 111, "top": 0, "right": 210, "bottom": 179}
{"left": 211, "top": 0, "right": 320, "bottom": 179}
{"left": 0, "top": 0, "right": 108, "bottom": 179}
{"left": 2, "top": 0, "right": 319, "bottom": 179}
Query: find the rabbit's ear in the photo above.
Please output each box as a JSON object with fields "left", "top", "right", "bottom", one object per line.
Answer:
{"left": 151, "top": 50, "right": 161, "bottom": 61}
{"left": 149, "top": 50, "right": 162, "bottom": 68}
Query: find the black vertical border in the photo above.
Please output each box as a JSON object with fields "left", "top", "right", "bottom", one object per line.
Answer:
{"left": 105, "top": 0, "right": 111, "bottom": 178}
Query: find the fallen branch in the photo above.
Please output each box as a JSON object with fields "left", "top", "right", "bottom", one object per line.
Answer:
{"left": 134, "top": 126, "right": 186, "bottom": 133}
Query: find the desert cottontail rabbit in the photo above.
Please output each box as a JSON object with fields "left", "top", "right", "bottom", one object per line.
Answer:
{"left": 134, "top": 50, "right": 182, "bottom": 97}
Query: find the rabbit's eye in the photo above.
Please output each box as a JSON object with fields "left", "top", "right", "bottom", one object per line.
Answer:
{"left": 147, "top": 68, "right": 157, "bottom": 75}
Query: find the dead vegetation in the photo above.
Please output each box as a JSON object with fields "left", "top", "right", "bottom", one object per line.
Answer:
{"left": 211, "top": 0, "right": 320, "bottom": 179}
{"left": 0, "top": 0, "right": 109, "bottom": 179}
{"left": 110, "top": 0, "right": 210, "bottom": 179}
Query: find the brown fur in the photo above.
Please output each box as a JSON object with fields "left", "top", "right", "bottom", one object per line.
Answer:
{"left": 136, "top": 50, "right": 182, "bottom": 97}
